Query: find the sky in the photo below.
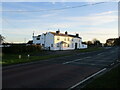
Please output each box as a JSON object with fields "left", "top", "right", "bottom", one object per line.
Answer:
{"left": 1, "top": 1, "right": 118, "bottom": 43}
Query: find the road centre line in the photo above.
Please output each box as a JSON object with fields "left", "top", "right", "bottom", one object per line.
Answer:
{"left": 62, "top": 57, "right": 91, "bottom": 64}
{"left": 97, "top": 53, "right": 103, "bottom": 56}
{"left": 72, "top": 62, "right": 107, "bottom": 66}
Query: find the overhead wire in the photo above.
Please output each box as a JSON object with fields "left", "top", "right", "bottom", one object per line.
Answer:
{"left": 1, "top": 2, "right": 106, "bottom": 12}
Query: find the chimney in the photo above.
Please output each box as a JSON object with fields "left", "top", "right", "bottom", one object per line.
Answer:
{"left": 76, "top": 33, "right": 79, "bottom": 37}
{"left": 65, "top": 31, "right": 68, "bottom": 35}
{"left": 56, "top": 30, "right": 60, "bottom": 34}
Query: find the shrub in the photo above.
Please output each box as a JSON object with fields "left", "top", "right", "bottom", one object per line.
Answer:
{"left": 2, "top": 44, "right": 42, "bottom": 54}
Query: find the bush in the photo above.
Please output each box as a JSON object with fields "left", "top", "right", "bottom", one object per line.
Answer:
{"left": 2, "top": 45, "right": 42, "bottom": 54}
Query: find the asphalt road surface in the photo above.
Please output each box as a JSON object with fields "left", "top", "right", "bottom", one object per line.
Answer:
{"left": 2, "top": 47, "right": 119, "bottom": 89}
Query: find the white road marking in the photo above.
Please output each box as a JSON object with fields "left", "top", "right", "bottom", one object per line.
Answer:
{"left": 68, "top": 68, "right": 107, "bottom": 90}
{"left": 72, "top": 62, "right": 107, "bottom": 66}
{"left": 97, "top": 53, "right": 103, "bottom": 56}
{"left": 62, "top": 57, "right": 91, "bottom": 64}
{"left": 82, "top": 60, "right": 113, "bottom": 63}
{"left": 110, "top": 51, "right": 115, "bottom": 53}
{"left": 110, "top": 63, "right": 114, "bottom": 66}
{"left": 62, "top": 59, "right": 83, "bottom": 64}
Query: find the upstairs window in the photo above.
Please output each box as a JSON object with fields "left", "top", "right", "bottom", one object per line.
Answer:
{"left": 68, "top": 38, "right": 69, "bottom": 41}
{"left": 72, "top": 39, "right": 73, "bottom": 41}
{"left": 57, "top": 37, "right": 60, "bottom": 40}
{"left": 64, "top": 38, "right": 66, "bottom": 41}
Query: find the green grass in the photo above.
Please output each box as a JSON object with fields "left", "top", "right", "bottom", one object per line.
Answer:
{"left": 2, "top": 47, "right": 104, "bottom": 66}
{"left": 77, "top": 47, "right": 104, "bottom": 53}
{"left": 84, "top": 65, "right": 120, "bottom": 88}
{"left": 2, "top": 54, "right": 71, "bottom": 66}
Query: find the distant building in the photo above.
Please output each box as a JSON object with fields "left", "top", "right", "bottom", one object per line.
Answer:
{"left": 33, "top": 30, "right": 87, "bottom": 50}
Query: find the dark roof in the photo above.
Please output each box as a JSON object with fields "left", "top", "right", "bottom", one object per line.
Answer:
{"left": 27, "top": 40, "right": 33, "bottom": 44}
{"left": 68, "top": 35, "right": 81, "bottom": 39}
{"left": 38, "top": 35, "right": 41, "bottom": 37}
{"left": 50, "top": 32, "right": 81, "bottom": 39}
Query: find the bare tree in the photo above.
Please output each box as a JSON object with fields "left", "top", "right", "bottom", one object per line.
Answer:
{"left": 0, "top": 34, "right": 5, "bottom": 44}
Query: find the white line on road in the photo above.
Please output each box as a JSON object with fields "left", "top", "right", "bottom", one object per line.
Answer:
{"left": 68, "top": 68, "right": 107, "bottom": 90}
{"left": 97, "top": 53, "right": 103, "bottom": 56}
{"left": 72, "top": 62, "right": 107, "bottom": 66}
{"left": 62, "top": 57, "right": 91, "bottom": 64}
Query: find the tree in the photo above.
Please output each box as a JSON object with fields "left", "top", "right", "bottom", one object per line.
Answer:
{"left": 86, "top": 41, "right": 93, "bottom": 47}
{"left": 0, "top": 34, "right": 5, "bottom": 44}
{"left": 92, "top": 38, "right": 102, "bottom": 46}
{"left": 114, "top": 37, "right": 120, "bottom": 46}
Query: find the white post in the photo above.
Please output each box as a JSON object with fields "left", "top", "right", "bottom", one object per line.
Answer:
{"left": 28, "top": 54, "right": 30, "bottom": 59}
{"left": 19, "top": 55, "right": 21, "bottom": 59}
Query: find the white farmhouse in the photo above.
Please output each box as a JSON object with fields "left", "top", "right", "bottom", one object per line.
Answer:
{"left": 33, "top": 30, "right": 87, "bottom": 50}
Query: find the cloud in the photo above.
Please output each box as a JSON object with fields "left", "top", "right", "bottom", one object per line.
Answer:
{"left": 79, "top": 27, "right": 118, "bottom": 43}
{"left": 40, "top": 13, "right": 58, "bottom": 17}
{"left": 2, "top": 0, "right": 119, "bottom": 2}
{"left": 49, "top": 23, "right": 71, "bottom": 28}
{"left": 2, "top": 28, "right": 48, "bottom": 43}
{"left": 93, "top": 11, "right": 118, "bottom": 16}
{"left": 64, "top": 13, "right": 117, "bottom": 26}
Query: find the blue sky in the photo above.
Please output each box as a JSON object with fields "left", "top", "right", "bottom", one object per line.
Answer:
{"left": 2, "top": 2, "right": 118, "bottom": 43}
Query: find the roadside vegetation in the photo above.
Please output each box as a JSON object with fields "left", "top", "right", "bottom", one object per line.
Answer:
{"left": 2, "top": 54, "right": 70, "bottom": 66}
{"left": 84, "top": 65, "right": 120, "bottom": 88}
{"left": 76, "top": 47, "right": 103, "bottom": 53}
{"left": 2, "top": 44, "right": 104, "bottom": 66}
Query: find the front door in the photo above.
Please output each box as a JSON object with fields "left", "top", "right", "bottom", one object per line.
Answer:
{"left": 75, "top": 43, "right": 77, "bottom": 49}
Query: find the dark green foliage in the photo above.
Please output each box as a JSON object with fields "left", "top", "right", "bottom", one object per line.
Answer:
{"left": 2, "top": 45, "right": 42, "bottom": 54}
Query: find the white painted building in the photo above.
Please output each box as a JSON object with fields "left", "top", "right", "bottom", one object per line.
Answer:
{"left": 33, "top": 31, "right": 87, "bottom": 50}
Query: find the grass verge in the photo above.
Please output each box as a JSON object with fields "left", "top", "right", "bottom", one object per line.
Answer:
{"left": 76, "top": 47, "right": 104, "bottom": 53}
{"left": 2, "top": 47, "right": 104, "bottom": 66}
{"left": 84, "top": 65, "right": 120, "bottom": 88}
{"left": 2, "top": 54, "right": 71, "bottom": 66}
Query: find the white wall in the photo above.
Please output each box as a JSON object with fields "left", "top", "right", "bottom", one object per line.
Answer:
{"left": 45, "top": 32, "right": 54, "bottom": 50}
{"left": 53, "top": 36, "right": 83, "bottom": 50}
{"left": 81, "top": 44, "right": 88, "bottom": 49}
{"left": 33, "top": 32, "right": 87, "bottom": 50}
{"left": 40, "top": 34, "right": 45, "bottom": 46}
{"left": 33, "top": 36, "right": 41, "bottom": 44}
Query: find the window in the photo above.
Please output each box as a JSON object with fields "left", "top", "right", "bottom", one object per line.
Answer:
{"left": 42, "top": 44, "right": 44, "bottom": 47}
{"left": 72, "top": 39, "right": 73, "bottom": 41}
{"left": 37, "top": 43, "right": 40, "bottom": 45}
{"left": 37, "top": 38, "right": 40, "bottom": 40}
{"left": 57, "top": 37, "right": 60, "bottom": 40}
{"left": 64, "top": 38, "right": 66, "bottom": 41}
{"left": 68, "top": 38, "right": 69, "bottom": 41}
{"left": 68, "top": 44, "right": 69, "bottom": 47}
{"left": 57, "top": 43, "right": 59, "bottom": 47}
{"left": 51, "top": 44, "right": 53, "bottom": 47}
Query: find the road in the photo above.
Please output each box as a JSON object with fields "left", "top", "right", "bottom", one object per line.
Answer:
{"left": 2, "top": 47, "right": 119, "bottom": 89}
